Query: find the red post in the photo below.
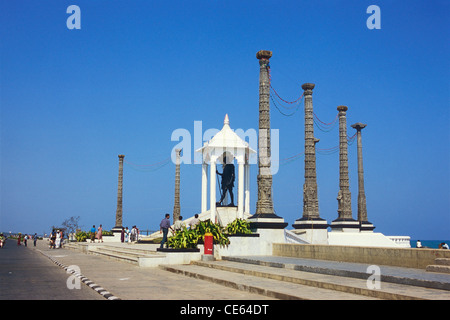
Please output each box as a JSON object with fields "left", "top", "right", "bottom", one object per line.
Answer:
{"left": 204, "top": 232, "right": 213, "bottom": 255}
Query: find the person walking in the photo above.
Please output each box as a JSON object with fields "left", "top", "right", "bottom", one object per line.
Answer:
{"left": 174, "top": 216, "right": 185, "bottom": 233}
{"left": 55, "top": 230, "right": 61, "bottom": 248}
{"left": 50, "top": 231, "right": 56, "bottom": 249}
{"left": 90, "top": 225, "right": 96, "bottom": 243}
{"left": 97, "top": 224, "right": 103, "bottom": 243}
{"left": 59, "top": 230, "right": 64, "bottom": 248}
{"left": 130, "top": 226, "right": 136, "bottom": 242}
{"left": 159, "top": 214, "right": 174, "bottom": 248}
{"left": 33, "top": 233, "right": 38, "bottom": 247}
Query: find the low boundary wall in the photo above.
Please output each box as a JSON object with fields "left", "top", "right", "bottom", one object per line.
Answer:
{"left": 273, "top": 243, "right": 450, "bottom": 269}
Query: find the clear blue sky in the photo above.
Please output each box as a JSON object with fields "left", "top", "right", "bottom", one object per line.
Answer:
{"left": 1, "top": 0, "right": 448, "bottom": 240}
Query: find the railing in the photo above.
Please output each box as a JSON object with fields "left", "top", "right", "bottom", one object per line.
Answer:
{"left": 284, "top": 229, "right": 310, "bottom": 244}
{"left": 387, "top": 236, "right": 411, "bottom": 248}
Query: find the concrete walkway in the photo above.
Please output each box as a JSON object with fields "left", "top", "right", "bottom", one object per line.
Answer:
{"left": 31, "top": 240, "right": 273, "bottom": 300}
{"left": 30, "top": 240, "right": 450, "bottom": 300}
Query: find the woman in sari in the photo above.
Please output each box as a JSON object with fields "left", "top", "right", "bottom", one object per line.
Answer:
{"left": 96, "top": 225, "right": 103, "bottom": 243}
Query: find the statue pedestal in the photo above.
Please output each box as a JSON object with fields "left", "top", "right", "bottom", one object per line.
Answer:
{"left": 360, "top": 221, "right": 375, "bottom": 233}
{"left": 330, "top": 219, "right": 360, "bottom": 233}
{"left": 248, "top": 214, "right": 288, "bottom": 254}
{"left": 248, "top": 214, "right": 289, "bottom": 231}
{"left": 209, "top": 207, "right": 252, "bottom": 226}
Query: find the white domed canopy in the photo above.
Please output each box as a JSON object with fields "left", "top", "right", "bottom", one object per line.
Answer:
{"left": 196, "top": 114, "right": 256, "bottom": 164}
{"left": 195, "top": 114, "right": 254, "bottom": 223}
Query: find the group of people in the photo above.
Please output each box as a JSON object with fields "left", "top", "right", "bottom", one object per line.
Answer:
{"left": 15, "top": 233, "right": 39, "bottom": 247}
{"left": 0, "top": 233, "right": 41, "bottom": 248}
{"left": 120, "top": 226, "right": 139, "bottom": 243}
{"left": 90, "top": 225, "right": 104, "bottom": 243}
{"left": 159, "top": 213, "right": 200, "bottom": 248}
{"left": 49, "top": 230, "right": 64, "bottom": 249}
{"left": 416, "top": 240, "right": 449, "bottom": 249}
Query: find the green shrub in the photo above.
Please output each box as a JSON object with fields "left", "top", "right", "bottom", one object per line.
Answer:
{"left": 226, "top": 218, "right": 252, "bottom": 235}
{"left": 102, "top": 230, "right": 113, "bottom": 236}
{"left": 167, "top": 228, "right": 199, "bottom": 249}
{"left": 74, "top": 229, "right": 112, "bottom": 242}
{"left": 75, "top": 231, "right": 88, "bottom": 242}
{"left": 167, "top": 220, "right": 230, "bottom": 249}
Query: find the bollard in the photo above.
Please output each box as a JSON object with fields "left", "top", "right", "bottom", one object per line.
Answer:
{"left": 202, "top": 232, "right": 214, "bottom": 261}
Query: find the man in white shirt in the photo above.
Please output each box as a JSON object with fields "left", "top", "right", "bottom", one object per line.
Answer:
{"left": 189, "top": 214, "right": 200, "bottom": 229}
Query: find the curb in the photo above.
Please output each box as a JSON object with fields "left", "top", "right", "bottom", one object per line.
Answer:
{"left": 36, "top": 249, "right": 121, "bottom": 300}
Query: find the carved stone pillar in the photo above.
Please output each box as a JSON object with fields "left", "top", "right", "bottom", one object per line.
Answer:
{"left": 113, "top": 155, "right": 125, "bottom": 231}
{"left": 173, "top": 149, "right": 181, "bottom": 224}
{"left": 292, "top": 84, "right": 328, "bottom": 243}
{"left": 254, "top": 50, "right": 274, "bottom": 216}
{"left": 331, "top": 106, "right": 359, "bottom": 232}
{"left": 249, "top": 50, "right": 287, "bottom": 232}
{"left": 351, "top": 123, "right": 375, "bottom": 232}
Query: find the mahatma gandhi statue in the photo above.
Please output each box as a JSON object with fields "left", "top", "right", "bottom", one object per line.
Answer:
{"left": 216, "top": 156, "right": 235, "bottom": 206}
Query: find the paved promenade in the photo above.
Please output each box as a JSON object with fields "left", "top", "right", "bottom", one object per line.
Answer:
{"left": 4, "top": 238, "right": 449, "bottom": 302}
{"left": 0, "top": 239, "right": 104, "bottom": 300}
{"left": 29, "top": 239, "right": 273, "bottom": 300}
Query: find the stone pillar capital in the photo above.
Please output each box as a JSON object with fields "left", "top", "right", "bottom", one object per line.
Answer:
{"left": 351, "top": 123, "right": 367, "bottom": 131}
{"left": 337, "top": 105, "right": 348, "bottom": 112}
{"left": 301, "top": 83, "right": 315, "bottom": 95}
{"left": 118, "top": 154, "right": 125, "bottom": 159}
{"left": 256, "top": 50, "right": 272, "bottom": 67}
{"left": 256, "top": 50, "right": 272, "bottom": 60}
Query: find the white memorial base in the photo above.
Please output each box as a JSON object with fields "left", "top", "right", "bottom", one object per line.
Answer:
{"left": 291, "top": 229, "right": 328, "bottom": 245}
{"left": 327, "top": 232, "right": 402, "bottom": 247}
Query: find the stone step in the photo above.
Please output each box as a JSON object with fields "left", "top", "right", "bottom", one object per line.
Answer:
{"left": 91, "top": 248, "right": 140, "bottom": 265}
{"left": 190, "top": 260, "right": 450, "bottom": 300}
{"left": 63, "top": 243, "right": 78, "bottom": 250}
{"left": 93, "top": 246, "right": 161, "bottom": 258}
{"left": 159, "top": 264, "right": 380, "bottom": 300}
{"left": 63, "top": 242, "right": 91, "bottom": 253}
{"left": 224, "top": 256, "right": 450, "bottom": 291}
{"left": 426, "top": 265, "right": 450, "bottom": 274}
{"left": 89, "top": 246, "right": 167, "bottom": 267}
{"left": 435, "top": 258, "right": 450, "bottom": 266}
